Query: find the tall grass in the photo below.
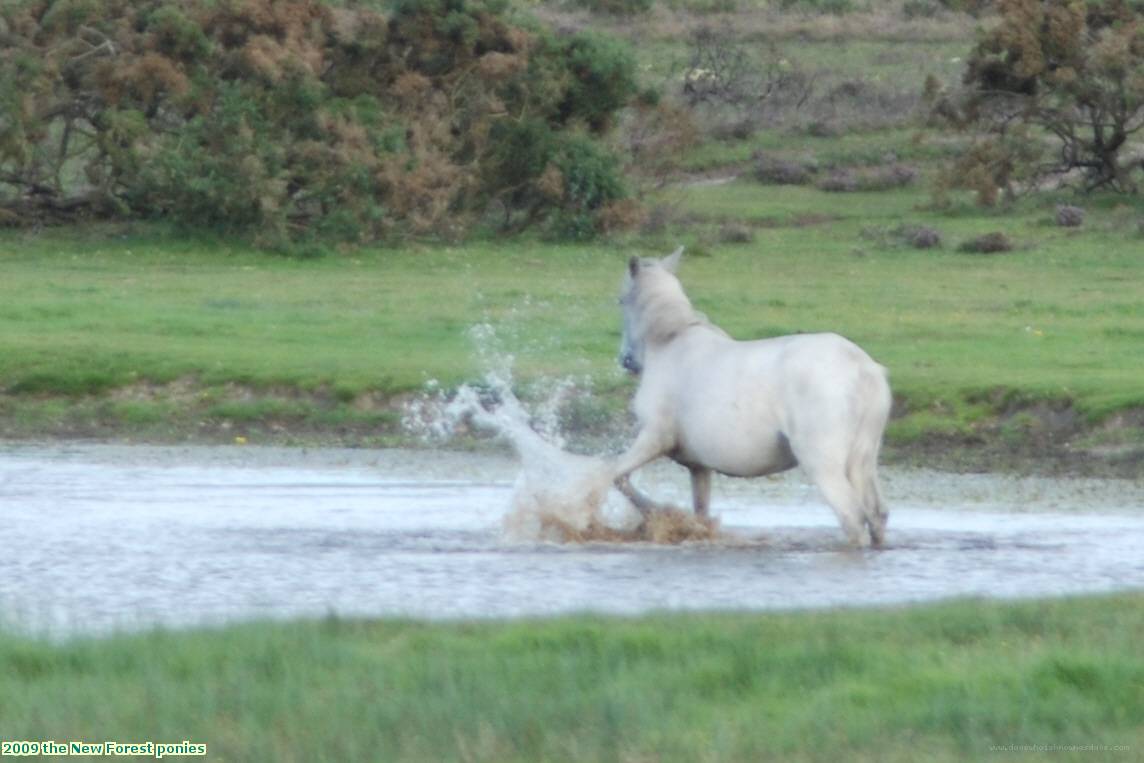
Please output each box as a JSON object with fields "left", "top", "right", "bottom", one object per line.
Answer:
{"left": 2, "top": 594, "right": 1141, "bottom": 761}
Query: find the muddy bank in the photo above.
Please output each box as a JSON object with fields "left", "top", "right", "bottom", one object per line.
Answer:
{"left": 886, "top": 406, "right": 1144, "bottom": 479}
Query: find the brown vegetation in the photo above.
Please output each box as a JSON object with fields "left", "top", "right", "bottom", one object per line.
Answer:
{"left": 932, "top": 0, "right": 1144, "bottom": 198}
{"left": 0, "top": 0, "right": 637, "bottom": 242}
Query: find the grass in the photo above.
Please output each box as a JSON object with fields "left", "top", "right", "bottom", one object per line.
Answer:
{"left": 1, "top": 188, "right": 1143, "bottom": 452}
{"left": 0, "top": 229, "right": 622, "bottom": 394}
{"left": 2, "top": 594, "right": 1141, "bottom": 761}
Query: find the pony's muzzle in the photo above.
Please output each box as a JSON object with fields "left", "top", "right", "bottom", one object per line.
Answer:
{"left": 620, "top": 352, "right": 642, "bottom": 375}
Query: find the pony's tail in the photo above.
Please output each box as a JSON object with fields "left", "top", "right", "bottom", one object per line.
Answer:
{"left": 847, "top": 364, "right": 892, "bottom": 546}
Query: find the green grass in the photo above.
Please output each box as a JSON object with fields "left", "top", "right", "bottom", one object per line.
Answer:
{"left": 0, "top": 229, "right": 640, "bottom": 396}
{"left": 0, "top": 1, "right": 1141, "bottom": 454}
{"left": 1, "top": 188, "right": 1143, "bottom": 447}
{"left": 2, "top": 594, "right": 1141, "bottom": 761}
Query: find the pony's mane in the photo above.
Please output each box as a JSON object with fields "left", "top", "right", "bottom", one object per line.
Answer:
{"left": 631, "top": 264, "right": 724, "bottom": 345}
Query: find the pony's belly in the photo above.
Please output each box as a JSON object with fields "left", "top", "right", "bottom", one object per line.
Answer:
{"left": 674, "top": 429, "right": 796, "bottom": 478}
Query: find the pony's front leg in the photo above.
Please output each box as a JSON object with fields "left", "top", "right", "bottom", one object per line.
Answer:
{"left": 612, "top": 427, "right": 672, "bottom": 516}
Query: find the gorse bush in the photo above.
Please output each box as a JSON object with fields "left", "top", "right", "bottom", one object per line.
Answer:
{"left": 0, "top": 0, "right": 637, "bottom": 243}
{"left": 931, "top": 0, "right": 1144, "bottom": 197}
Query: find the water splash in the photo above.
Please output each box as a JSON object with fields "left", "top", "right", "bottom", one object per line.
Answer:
{"left": 403, "top": 324, "right": 719, "bottom": 544}
{"left": 451, "top": 382, "right": 639, "bottom": 541}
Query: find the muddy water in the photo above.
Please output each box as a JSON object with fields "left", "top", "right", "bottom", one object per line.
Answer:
{"left": 2, "top": 442, "right": 1143, "bottom": 635}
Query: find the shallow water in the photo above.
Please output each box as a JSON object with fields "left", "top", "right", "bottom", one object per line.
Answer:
{"left": 2, "top": 442, "right": 1143, "bottom": 636}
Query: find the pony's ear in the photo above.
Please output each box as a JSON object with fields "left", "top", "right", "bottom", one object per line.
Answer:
{"left": 628, "top": 256, "right": 641, "bottom": 277}
{"left": 662, "top": 246, "right": 684, "bottom": 273}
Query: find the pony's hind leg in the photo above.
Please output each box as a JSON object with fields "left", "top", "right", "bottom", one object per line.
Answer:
{"left": 616, "top": 476, "right": 673, "bottom": 517}
{"left": 690, "top": 467, "right": 712, "bottom": 517}
{"left": 858, "top": 476, "right": 887, "bottom": 547}
{"left": 806, "top": 465, "right": 871, "bottom": 548}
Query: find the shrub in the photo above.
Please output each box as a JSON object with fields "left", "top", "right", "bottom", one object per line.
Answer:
{"left": 937, "top": 0, "right": 1144, "bottom": 194}
{"left": 710, "top": 118, "right": 758, "bottom": 142}
{"left": 0, "top": 0, "right": 637, "bottom": 242}
{"left": 867, "top": 164, "right": 919, "bottom": 190}
{"left": 682, "top": 26, "right": 809, "bottom": 111}
{"left": 817, "top": 164, "right": 919, "bottom": 192}
{"left": 804, "top": 120, "right": 844, "bottom": 138}
{"left": 753, "top": 154, "right": 816, "bottom": 185}
{"left": 617, "top": 101, "right": 700, "bottom": 184}
{"left": 551, "top": 133, "right": 629, "bottom": 236}
{"left": 931, "top": 134, "right": 1040, "bottom": 208}
{"left": 558, "top": 32, "right": 639, "bottom": 132}
{"left": 958, "top": 232, "right": 1013, "bottom": 254}
{"left": 1055, "top": 205, "right": 1085, "bottom": 228}
{"left": 482, "top": 121, "right": 628, "bottom": 235}
{"left": 596, "top": 199, "right": 648, "bottom": 234}
{"left": 818, "top": 169, "right": 860, "bottom": 192}
{"left": 718, "top": 222, "right": 755, "bottom": 243}
{"left": 899, "top": 224, "right": 942, "bottom": 249}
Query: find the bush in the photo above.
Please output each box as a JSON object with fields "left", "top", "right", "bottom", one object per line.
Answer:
{"left": 617, "top": 101, "right": 700, "bottom": 185}
{"left": 482, "top": 121, "right": 628, "bottom": 236}
{"left": 938, "top": 0, "right": 1144, "bottom": 194}
{"left": 958, "top": 232, "right": 1013, "bottom": 254}
{"left": 718, "top": 223, "right": 755, "bottom": 243}
{"left": 550, "top": 134, "right": 629, "bottom": 238}
{"left": 1055, "top": 205, "right": 1085, "bottom": 228}
{"left": 868, "top": 164, "right": 919, "bottom": 190}
{"left": 0, "top": 0, "right": 637, "bottom": 243}
{"left": 817, "top": 164, "right": 919, "bottom": 192}
{"left": 753, "top": 154, "right": 816, "bottom": 185}
{"left": 596, "top": 199, "right": 648, "bottom": 234}
{"left": 804, "top": 120, "right": 844, "bottom": 138}
{"left": 550, "top": 32, "right": 639, "bottom": 135}
{"left": 931, "top": 135, "right": 1040, "bottom": 208}
{"left": 899, "top": 224, "right": 942, "bottom": 249}
{"left": 818, "top": 170, "right": 860, "bottom": 192}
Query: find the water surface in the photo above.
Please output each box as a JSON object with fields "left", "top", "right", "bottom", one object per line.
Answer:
{"left": 2, "top": 443, "right": 1142, "bottom": 635}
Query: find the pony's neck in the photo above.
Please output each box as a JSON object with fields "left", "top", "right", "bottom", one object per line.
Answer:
{"left": 637, "top": 284, "right": 702, "bottom": 346}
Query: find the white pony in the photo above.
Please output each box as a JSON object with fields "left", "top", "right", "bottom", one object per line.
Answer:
{"left": 612, "top": 247, "right": 892, "bottom": 547}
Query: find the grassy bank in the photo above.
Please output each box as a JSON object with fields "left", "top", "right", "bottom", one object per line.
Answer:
{"left": 2, "top": 594, "right": 1141, "bottom": 761}
{"left": 1, "top": 212, "right": 1142, "bottom": 472}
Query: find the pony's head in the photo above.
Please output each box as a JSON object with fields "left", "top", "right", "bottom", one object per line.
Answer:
{"left": 618, "top": 246, "right": 688, "bottom": 375}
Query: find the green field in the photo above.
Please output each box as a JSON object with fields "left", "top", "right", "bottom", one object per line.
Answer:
{"left": 2, "top": 186, "right": 1142, "bottom": 465}
{"left": 2, "top": 594, "right": 1141, "bottom": 762}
